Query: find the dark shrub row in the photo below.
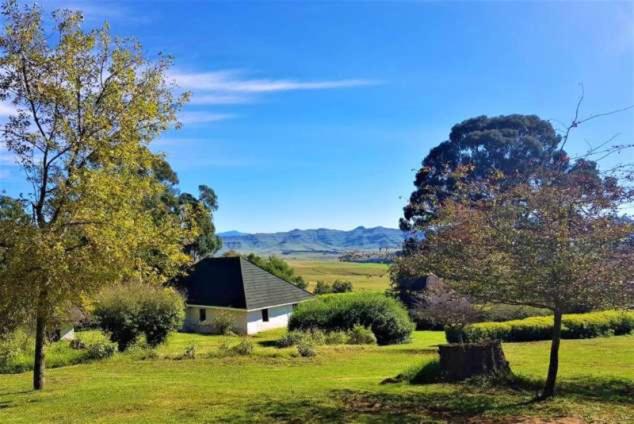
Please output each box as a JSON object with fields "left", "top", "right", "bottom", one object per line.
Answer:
{"left": 447, "top": 310, "right": 634, "bottom": 343}
{"left": 288, "top": 293, "right": 414, "bottom": 345}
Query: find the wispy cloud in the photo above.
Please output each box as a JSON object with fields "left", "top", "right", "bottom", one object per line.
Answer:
{"left": 188, "top": 93, "right": 255, "bottom": 105}
{"left": 170, "top": 70, "right": 380, "bottom": 94}
{"left": 177, "top": 112, "right": 235, "bottom": 125}
{"left": 170, "top": 70, "right": 380, "bottom": 125}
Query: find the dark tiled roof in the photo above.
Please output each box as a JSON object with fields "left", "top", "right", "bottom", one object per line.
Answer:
{"left": 174, "top": 257, "right": 313, "bottom": 310}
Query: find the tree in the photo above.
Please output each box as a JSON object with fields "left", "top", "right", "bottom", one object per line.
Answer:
{"left": 244, "top": 253, "right": 307, "bottom": 289}
{"left": 396, "top": 161, "right": 633, "bottom": 398}
{"left": 0, "top": 2, "right": 198, "bottom": 389}
{"left": 151, "top": 156, "right": 222, "bottom": 261}
{"left": 400, "top": 115, "right": 569, "bottom": 238}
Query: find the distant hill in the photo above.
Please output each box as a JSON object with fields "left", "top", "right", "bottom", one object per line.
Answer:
{"left": 219, "top": 226, "right": 405, "bottom": 255}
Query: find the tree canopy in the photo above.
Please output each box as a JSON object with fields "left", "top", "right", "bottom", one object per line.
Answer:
{"left": 0, "top": 1, "right": 198, "bottom": 389}
{"left": 400, "top": 115, "right": 570, "bottom": 236}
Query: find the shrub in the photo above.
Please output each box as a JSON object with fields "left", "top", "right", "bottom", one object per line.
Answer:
{"left": 210, "top": 313, "right": 235, "bottom": 335}
{"left": 232, "top": 338, "right": 254, "bottom": 356}
{"left": 0, "top": 330, "right": 29, "bottom": 367}
{"left": 324, "top": 331, "right": 348, "bottom": 345}
{"left": 69, "top": 338, "right": 86, "bottom": 350}
{"left": 452, "top": 310, "right": 634, "bottom": 343}
{"left": 85, "top": 341, "right": 116, "bottom": 360}
{"left": 94, "top": 283, "right": 185, "bottom": 351}
{"left": 313, "top": 281, "right": 332, "bottom": 295}
{"left": 217, "top": 339, "right": 233, "bottom": 355}
{"left": 137, "top": 288, "right": 185, "bottom": 347}
{"left": 183, "top": 344, "right": 196, "bottom": 359}
{"left": 314, "top": 280, "right": 353, "bottom": 295}
{"left": 331, "top": 280, "right": 353, "bottom": 293}
{"left": 347, "top": 325, "right": 377, "bottom": 345}
{"left": 479, "top": 304, "right": 551, "bottom": 322}
{"left": 289, "top": 293, "right": 414, "bottom": 345}
{"left": 296, "top": 342, "right": 316, "bottom": 357}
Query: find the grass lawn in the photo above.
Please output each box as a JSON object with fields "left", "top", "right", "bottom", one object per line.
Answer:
{"left": 288, "top": 259, "right": 391, "bottom": 292}
{"left": 0, "top": 330, "right": 632, "bottom": 423}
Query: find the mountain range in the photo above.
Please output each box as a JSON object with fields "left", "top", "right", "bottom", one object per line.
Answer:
{"left": 218, "top": 226, "right": 406, "bottom": 255}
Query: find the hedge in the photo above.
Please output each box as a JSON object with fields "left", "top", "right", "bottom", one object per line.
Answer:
{"left": 447, "top": 310, "right": 634, "bottom": 343}
{"left": 288, "top": 293, "right": 414, "bottom": 345}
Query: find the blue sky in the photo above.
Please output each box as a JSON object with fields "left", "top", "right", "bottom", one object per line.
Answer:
{"left": 1, "top": 1, "right": 633, "bottom": 233}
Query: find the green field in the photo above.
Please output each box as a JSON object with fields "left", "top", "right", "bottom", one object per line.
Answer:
{"left": 288, "top": 259, "right": 391, "bottom": 292}
{"left": 0, "top": 330, "right": 632, "bottom": 423}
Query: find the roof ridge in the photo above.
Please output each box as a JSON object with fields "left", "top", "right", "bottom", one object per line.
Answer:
{"left": 238, "top": 257, "right": 313, "bottom": 310}
{"left": 237, "top": 257, "right": 250, "bottom": 309}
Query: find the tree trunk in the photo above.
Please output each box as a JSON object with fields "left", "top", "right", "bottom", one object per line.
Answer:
{"left": 541, "top": 309, "right": 562, "bottom": 399}
{"left": 33, "top": 309, "right": 47, "bottom": 390}
{"left": 438, "top": 341, "right": 511, "bottom": 381}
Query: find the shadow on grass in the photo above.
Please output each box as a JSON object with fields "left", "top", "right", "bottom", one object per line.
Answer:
{"left": 227, "top": 389, "right": 534, "bottom": 423}
{"left": 508, "top": 375, "right": 634, "bottom": 404}
{"left": 395, "top": 359, "right": 634, "bottom": 405}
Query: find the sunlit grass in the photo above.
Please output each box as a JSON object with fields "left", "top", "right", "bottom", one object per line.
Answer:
{"left": 0, "top": 330, "right": 632, "bottom": 423}
{"left": 288, "top": 259, "right": 391, "bottom": 292}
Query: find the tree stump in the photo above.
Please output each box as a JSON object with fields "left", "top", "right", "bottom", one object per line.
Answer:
{"left": 438, "top": 341, "right": 511, "bottom": 381}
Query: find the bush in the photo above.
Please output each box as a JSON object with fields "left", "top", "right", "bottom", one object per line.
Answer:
{"left": 210, "top": 312, "right": 235, "bottom": 335}
{"left": 452, "top": 310, "right": 634, "bottom": 343}
{"left": 313, "top": 280, "right": 353, "bottom": 295}
{"left": 85, "top": 341, "right": 116, "bottom": 360}
{"left": 232, "top": 338, "right": 254, "bottom": 356}
{"left": 331, "top": 280, "right": 353, "bottom": 293}
{"left": 296, "top": 342, "right": 316, "bottom": 357}
{"left": 479, "top": 304, "right": 550, "bottom": 322}
{"left": 94, "top": 283, "right": 185, "bottom": 351}
{"left": 183, "top": 344, "right": 196, "bottom": 359}
{"left": 289, "top": 293, "right": 414, "bottom": 345}
{"left": 324, "top": 331, "right": 348, "bottom": 345}
{"left": 313, "top": 281, "right": 332, "bottom": 295}
{"left": 0, "top": 330, "right": 29, "bottom": 367}
{"left": 69, "top": 338, "right": 86, "bottom": 350}
{"left": 136, "top": 289, "right": 185, "bottom": 347}
{"left": 347, "top": 325, "right": 377, "bottom": 345}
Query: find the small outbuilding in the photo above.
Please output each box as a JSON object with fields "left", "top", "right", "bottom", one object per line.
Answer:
{"left": 175, "top": 256, "right": 313, "bottom": 335}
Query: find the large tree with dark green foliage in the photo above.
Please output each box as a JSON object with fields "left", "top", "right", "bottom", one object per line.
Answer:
{"left": 244, "top": 253, "right": 307, "bottom": 289}
{"left": 400, "top": 115, "right": 569, "bottom": 236}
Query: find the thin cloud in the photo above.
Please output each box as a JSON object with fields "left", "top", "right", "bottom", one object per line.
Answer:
{"left": 189, "top": 93, "right": 255, "bottom": 105}
{"left": 170, "top": 70, "right": 380, "bottom": 93}
{"left": 178, "top": 112, "right": 235, "bottom": 124}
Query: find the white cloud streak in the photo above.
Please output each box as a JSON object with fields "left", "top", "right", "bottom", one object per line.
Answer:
{"left": 177, "top": 112, "right": 235, "bottom": 124}
{"left": 170, "top": 70, "right": 379, "bottom": 94}
{"left": 188, "top": 93, "right": 255, "bottom": 105}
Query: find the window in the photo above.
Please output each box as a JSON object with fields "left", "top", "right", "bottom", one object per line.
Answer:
{"left": 292, "top": 303, "right": 298, "bottom": 310}
{"left": 261, "top": 308, "right": 269, "bottom": 322}
{"left": 199, "top": 308, "right": 206, "bottom": 322}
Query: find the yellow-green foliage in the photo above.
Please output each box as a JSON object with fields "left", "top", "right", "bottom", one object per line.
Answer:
{"left": 452, "top": 310, "right": 634, "bottom": 343}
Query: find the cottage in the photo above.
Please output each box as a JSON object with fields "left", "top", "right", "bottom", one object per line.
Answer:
{"left": 176, "top": 256, "right": 313, "bottom": 335}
